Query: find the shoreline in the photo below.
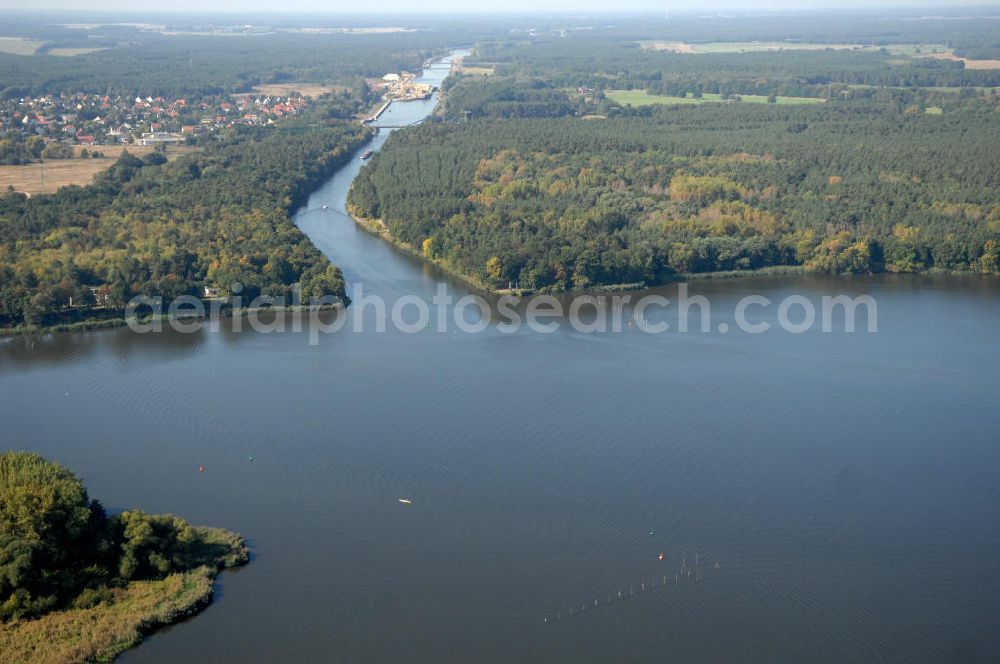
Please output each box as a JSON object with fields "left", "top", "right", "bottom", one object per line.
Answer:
{"left": 5, "top": 245, "right": 992, "bottom": 339}
{"left": 1, "top": 125, "right": 369, "bottom": 338}
{"left": 347, "top": 210, "right": 795, "bottom": 295}
{"left": 345, "top": 211, "right": 990, "bottom": 297}
{"left": 0, "top": 302, "right": 344, "bottom": 338}
{"left": 348, "top": 208, "right": 497, "bottom": 294}
{"left": 0, "top": 526, "right": 248, "bottom": 663}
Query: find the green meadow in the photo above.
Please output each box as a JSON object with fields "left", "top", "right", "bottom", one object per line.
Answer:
{"left": 606, "top": 90, "right": 826, "bottom": 107}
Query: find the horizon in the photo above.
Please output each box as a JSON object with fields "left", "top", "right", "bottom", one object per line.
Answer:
{"left": 2, "top": 2, "right": 1000, "bottom": 16}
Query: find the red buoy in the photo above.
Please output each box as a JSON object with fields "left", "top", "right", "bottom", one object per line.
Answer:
{"left": 658, "top": 552, "right": 665, "bottom": 561}
{"left": 198, "top": 464, "right": 205, "bottom": 473}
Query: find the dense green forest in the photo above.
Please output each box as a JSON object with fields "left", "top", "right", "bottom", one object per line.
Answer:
{"left": 440, "top": 19, "right": 1000, "bottom": 123}
{"left": 0, "top": 11, "right": 492, "bottom": 101}
{"left": 581, "top": 10, "right": 1000, "bottom": 58}
{"left": 461, "top": 35, "right": 1000, "bottom": 103}
{"left": 0, "top": 21, "right": 469, "bottom": 329}
{"left": 0, "top": 135, "right": 84, "bottom": 165}
{"left": 442, "top": 11, "right": 1000, "bottom": 123}
{"left": 0, "top": 13, "right": 534, "bottom": 101}
{"left": 4, "top": 10, "right": 1000, "bottom": 312}
{"left": 0, "top": 33, "right": 444, "bottom": 100}
{"left": 0, "top": 451, "right": 248, "bottom": 660}
{"left": 350, "top": 102, "right": 1000, "bottom": 290}
{"left": 5, "top": 9, "right": 992, "bottom": 104}
{"left": 0, "top": 121, "right": 368, "bottom": 327}
{"left": 348, "top": 13, "right": 1000, "bottom": 291}
{"left": 0, "top": 451, "right": 247, "bottom": 621}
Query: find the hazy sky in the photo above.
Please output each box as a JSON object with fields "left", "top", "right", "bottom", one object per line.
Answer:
{"left": 1, "top": 1, "right": 996, "bottom": 13}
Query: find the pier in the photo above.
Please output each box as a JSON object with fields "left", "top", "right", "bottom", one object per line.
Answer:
{"left": 363, "top": 100, "right": 392, "bottom": 124}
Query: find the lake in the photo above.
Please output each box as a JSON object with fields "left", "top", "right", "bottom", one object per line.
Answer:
{"left": 1, "top": 52, "right": 999, "bottom": 663}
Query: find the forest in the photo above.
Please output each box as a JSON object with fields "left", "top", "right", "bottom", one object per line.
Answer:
{"left": 3, "top": 10, "right": 1000, "bottom": 314}
{"left": 0, "top": 21, "right": 475, "bottom": 329}
{"left": 0, "top": 135, "right": 86, "bottom": 165}
{"left": 580, "top": 10, "right": 1000, "bottom": 58}
{"left": 0, "top": 451, "right": 246, "bottom": 621}
{"left": 344, "top": 12, "right": 1000, "bottom": 291}
{"left": 0, "top": 30, "right": 452, "bottom": 100}
{"left": 0, "top": 120, "right": 369, "bottom": 327}
{"left": 350, "top": 101, "right": 1000, "bottom": 290}
{"left": 462, "top": 35, "right": 1000, "bottom": 102}
{"left": 0, "top": 451, "right": 248, "bottom": 661}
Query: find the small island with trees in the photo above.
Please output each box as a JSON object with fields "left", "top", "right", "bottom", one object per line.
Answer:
{"left": 0, "top": 452, "right": 248, "bottom": 662}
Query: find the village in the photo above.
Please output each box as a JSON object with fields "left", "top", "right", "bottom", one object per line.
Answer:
{"left": 0, "top": 88, "right": 313, "bottom": 154}
{"left": 0, "top": 65, "right": 439, "bottom": 160}
{"left": 0, "top": 71, "right": 437, "bottom": 194}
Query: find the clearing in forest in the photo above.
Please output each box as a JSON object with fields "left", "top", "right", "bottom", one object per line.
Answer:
{"left": 605, "top": 90, "right": 826, "bottom": 107}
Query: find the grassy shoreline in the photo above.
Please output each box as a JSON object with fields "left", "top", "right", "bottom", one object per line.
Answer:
{"left": 1, "top": 124, "right": 369, "bottom": 341}
{"left": 0, "top": 526, "right": 248, "bottom": 663}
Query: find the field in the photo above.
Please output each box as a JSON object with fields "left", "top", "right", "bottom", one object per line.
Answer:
{"left": 928, "top": 86, "right": 1000, "bottom": 93}
{"left": 847, "top": 84, "right": 1000, "bottom": 93}
{"left": 456, "top": 65, "right": 495, "bottom": 76}
{"left": 641, "top": 41, "right": 863, "bottom": 53}
{"left": 250, "top": 82, "right": 345, "bottom": 98}
{"left": 60, "top": 22, "right": 165, "bottom": 30}
{"left": 639, "top": 41, "right": 696, "bottom": 53}
{"left": 882, "top": 43, "right": 949, "bottom": 56}
{"left": 282, "top": 26, "right": 416, "bottom": 34}
{"left": 0, "top": 145, "right": 200, "bottom": 196}
{"left": 453, "top": 52, "right": 494, "bottom": 77}
{"left": 639, "top": 41, "right": 952, "bottom": 57}
{"left": 48, "top": 47, "right": 107, "bottom": 57}
{"left": 0, "top": 37, "right": 46, "bottom": 55}
{"left": 922, "top": 52, "right": 1000, "bottom": 70}
{"left": 606, "top": 90, "right": 826, "bottom": 107}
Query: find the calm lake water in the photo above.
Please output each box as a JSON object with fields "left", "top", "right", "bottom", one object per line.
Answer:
{"left": 2, "top": 53, "right": 1000, "bottom": 663}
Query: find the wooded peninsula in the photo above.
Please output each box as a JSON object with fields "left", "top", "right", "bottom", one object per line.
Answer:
{"left": 0, "top": 451, "right": 248, "bottom": 662}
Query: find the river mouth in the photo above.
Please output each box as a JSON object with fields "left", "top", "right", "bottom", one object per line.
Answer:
{"left": 2, "top": 51, "right": 1000, "bottom": 664}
